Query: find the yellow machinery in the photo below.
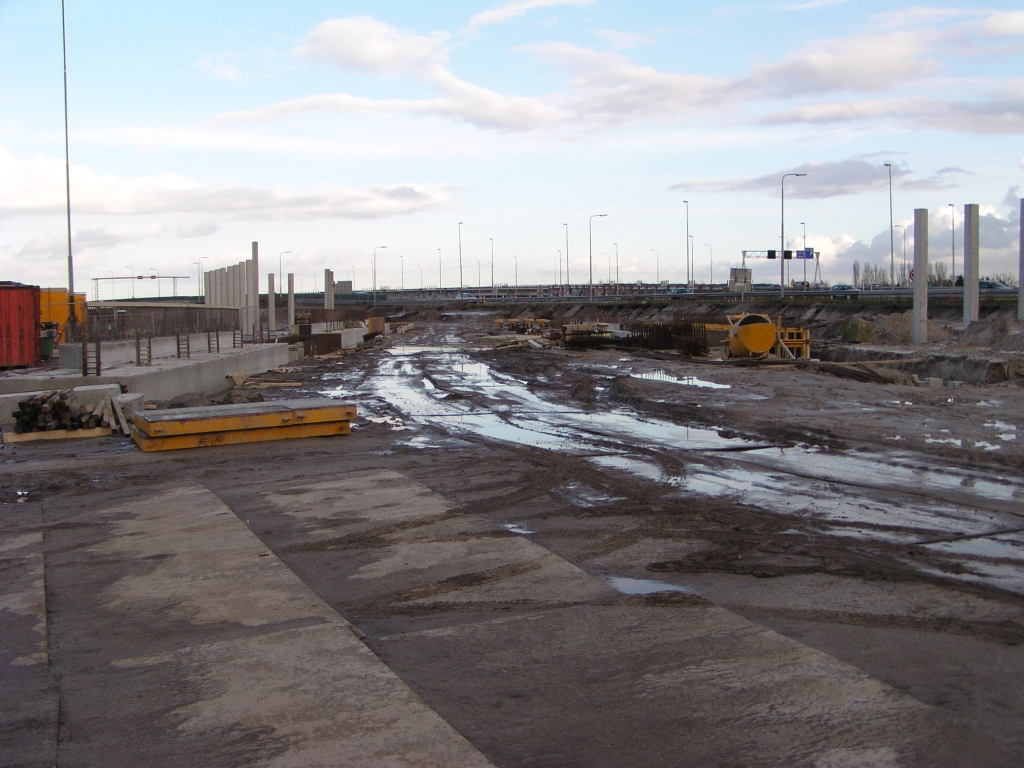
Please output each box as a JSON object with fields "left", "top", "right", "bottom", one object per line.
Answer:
{"left": 728, "top": 314, "right": 777, "bottom": 357}
{"left": 706, "top": 313, "right": 811, "bottom": 359}
{"left": 40, "top": 289, "right": 86, "bottom": 343}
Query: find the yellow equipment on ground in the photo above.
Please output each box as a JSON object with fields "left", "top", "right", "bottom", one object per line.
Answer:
{"left": 40, "top": 289, "right": 87, "bottom": 343}
{"left": 704, "top": 313, "right": 812, "bottom": 359}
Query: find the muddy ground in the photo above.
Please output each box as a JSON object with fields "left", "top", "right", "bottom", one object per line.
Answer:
{"left": 3, "top": 308, "right": 1024, "bottom": 767}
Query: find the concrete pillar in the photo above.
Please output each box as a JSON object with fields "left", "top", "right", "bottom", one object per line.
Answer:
{"left": 227, "top": 265, "right": 236, "bottom": 309}
{"left": 324, "top": 269, "right": 334, "bottom": 310}
{"left": 913, "top": 208, "right": 929, "bottom": 345}
{"left": 1019, "top": 198, "right": 1024, "bottom": 321}
{"left": 203, "top": 271, "right": 211, "bottom": 305}
{"left": 250, "top": 242, "right": 259, "bottom": 338}
{"left": 287, "top": 273, "right": 295, "bottom": 330}
{"left": 268, "top": 274, "right": 276, "bottom": 334}
{"left": 963, "top": 204, "right": 980, "bottom": 326}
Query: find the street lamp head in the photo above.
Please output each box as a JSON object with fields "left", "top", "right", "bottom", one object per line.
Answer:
{"left": 884, "top": 163, "right": 891, "bottom": 168}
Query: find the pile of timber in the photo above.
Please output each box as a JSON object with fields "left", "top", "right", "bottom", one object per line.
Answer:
{"left": 4, "top": 390, "right": 131, "bottom": 444}
{"left": 131, "top": 398, "right": 357, "bottom": 452}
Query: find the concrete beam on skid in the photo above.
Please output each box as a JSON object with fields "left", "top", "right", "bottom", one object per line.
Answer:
{"left": 913, "top": 208, "right": 929, "bottom": 345}
{"left": 963, "top": 204, "right": 980, "bottom": 326}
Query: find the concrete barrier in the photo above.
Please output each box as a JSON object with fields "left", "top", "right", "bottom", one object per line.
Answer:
{"left": 59, "top": 332, "right": 235, "bottom": 370}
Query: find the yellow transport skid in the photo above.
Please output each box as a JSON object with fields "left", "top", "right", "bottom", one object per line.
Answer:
{"left": 134, "top": 399, "right": 356, "bottom": 437}
{"left": 131, "top": 420, "right": 351, "bottom": 452}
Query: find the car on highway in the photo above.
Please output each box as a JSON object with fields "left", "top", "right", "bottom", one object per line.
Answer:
{"left": 827, "top": 286, "right": 860, "bottom": 301}
{"left": 978, "top": 280, "right": 1015, "bottom": 292}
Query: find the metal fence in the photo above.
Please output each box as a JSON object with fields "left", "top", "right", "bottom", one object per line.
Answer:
{"left": 68, "top": 303, "right": 240, "bottom": 343}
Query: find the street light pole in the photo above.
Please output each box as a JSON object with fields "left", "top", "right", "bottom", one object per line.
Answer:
{"left": 614, "top": 243, "right": 619, "bottom": 290}
{"left": 781, "top": 173, "right": 807, "bottom": 297}
{"left": 514, "top": 256, "right": 518, "bottom": 290}
{"left": 61, "top": 0, "right": 75, "bottom": 329}
{"left": 490, "top": 238, "right": 494, "bottom": 291}
{"left": 706, "top": 244, "right": 713, "bottom": 285}
{"left": 458, "top": 222, "right": 464, "bottom": 295}
{"left": 373, "top": 245, "right": 387, "bottom": 306}
{"left": 400, "top": 254, "right": 404, "bottom": 293}
{"left": 589, "top": 214, "right": 607, "bottom": 302}
{"left": 895, "top": 224, "right": 906, "bottom": 282}
{"left": 149, "top": 267, "right": 161, "bottom": 298}
{"left": 437, "top": 249, "right": 441, "bottom": 293}
{"left": 651, "top": 249, "right": 659, "bottom": 286}
{"left": 683, "top": 200, "right": 690, "bottom": 286}
{"left": 885, "top": 163, "right": 895, "bottom": 286}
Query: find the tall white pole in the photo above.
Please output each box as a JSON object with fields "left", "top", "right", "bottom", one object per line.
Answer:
{"left": 1018, "top": 199, "right": 1024, "bottom": 320}
{"left": 61, "top": 1, "right": 75, "bottom": 328}
{"left": 913, "top": 209, "right": 929, "bottom": 344}
{"left": 886, "top": 163, "right": 895, "bottom": 286}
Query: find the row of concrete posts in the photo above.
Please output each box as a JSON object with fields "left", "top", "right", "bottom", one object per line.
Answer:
{"left": 912, "top": 199, "right": 1024, "bottom": 343}
{"left": 203, "top": 242, "right": 297, "bottom": 338}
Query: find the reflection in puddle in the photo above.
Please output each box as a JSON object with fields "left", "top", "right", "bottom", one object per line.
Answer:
{"left": 503, "top": 524, "right": 536, "bottom": 535}
{"left": 324, "top": 340, "right": 1024, "bottom": 596}
{"left": 632, "top": 371, "right": 730, "bottom": 389}
{"left": 605, "top": 575, "right": 696, "bottom": 595}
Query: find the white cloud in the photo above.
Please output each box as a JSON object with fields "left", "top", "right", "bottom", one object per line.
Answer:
{"left": 672, "top": 158, "right": 922, "bottom": 199}
{"left": 16, "top": 221, "right": 218, "bottom": 259}
{"left": 298, "top": 16, "right": 449, "bottom": 74}
{"left": 0, "top": 144, "right": 452, "bottom": 220}
{"left": 464, "top": 0, "right": 594, "bottom": 35}
{"left": 223, "top": 10, "right": 1024, "bottom": 136}
{"left": 750, "top": 32, "right": 938, "bottom": 95}
{"left": 594, "top": 29, "right": 656, "bottom": 50}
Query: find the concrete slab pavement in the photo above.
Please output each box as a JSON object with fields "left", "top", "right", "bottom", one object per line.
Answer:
{"left": 41, "top": 485, "right": 496, "bottom": 768}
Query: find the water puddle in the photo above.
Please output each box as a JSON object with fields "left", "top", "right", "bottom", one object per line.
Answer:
{"left": 322, "top": 337, "right": 1024, "bottom": 595}
{"left": 632, "top": 371, "right": 730, "bottom": 389}
{"left": 985, "top": 421, "right": 1017, "bottom": 441}
{"left": 604, "top": 575, "right": 696, "bottom": 595}
{"left": 502, "top": 524, "right": 535, "bottom": 535}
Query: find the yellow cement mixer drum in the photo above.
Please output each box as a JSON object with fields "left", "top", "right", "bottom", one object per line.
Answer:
{"left": 729, "top": 314, "right": 776, "bottom": 357}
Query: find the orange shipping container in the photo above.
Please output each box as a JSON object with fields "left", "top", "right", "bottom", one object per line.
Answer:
{"left": 0, "top": 282, "right": 41, "bottom": 368}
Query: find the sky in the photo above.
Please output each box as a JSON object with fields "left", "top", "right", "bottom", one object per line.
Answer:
{"left": 1, "top": 0, "right": 1023, "bottom": 299}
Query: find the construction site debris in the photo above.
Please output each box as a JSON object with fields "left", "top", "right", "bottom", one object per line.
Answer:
{"left": 3, "top": 389, "right": 132, "bottom": 442}
{"left": 131, "top": 398, "right": 356, "bottom": 452}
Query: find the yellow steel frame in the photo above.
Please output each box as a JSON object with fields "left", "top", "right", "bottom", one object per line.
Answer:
{"left": 131, "top": 421, "right": 351, "bottom": 452}
{"left": 134, "top": 404, "right": 357, "bottom": 437}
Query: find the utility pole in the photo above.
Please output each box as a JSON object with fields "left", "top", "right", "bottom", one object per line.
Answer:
{"left": 683, "top": 200, "right": 690, "bottom": 286}
{"left": 563, "top": 223, "right": 569, "bottom": 293}
{"left": 458, "top": 222, "right": 464, "bottom": 294}
{"left": 490, "top": 238, "right": 494, "bottom": 291}
{"left": 61, "top": 0, "right": 75, "bottom": 329}
{"left": 885, "top": 163, "right": 895, "bottom": 286}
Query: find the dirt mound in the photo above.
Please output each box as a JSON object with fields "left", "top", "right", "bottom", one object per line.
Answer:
{"left": 958, "top": 310, "right": 1024, "bottom": 351}
{"left": 874, "top": 310, "right": 954, "bottom": 344}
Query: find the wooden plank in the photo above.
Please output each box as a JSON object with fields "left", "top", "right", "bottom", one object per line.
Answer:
{"left": 135, "top": 400, "right": 356, "bottom": 437}
{"left": 111, "top": 397, "right": 131, "bottom": 435}
{"left": 130, "top": 420, "right": 351, "bottom": 452}
{"left": 3, "top": 427, "right": 112, "bottom": 444}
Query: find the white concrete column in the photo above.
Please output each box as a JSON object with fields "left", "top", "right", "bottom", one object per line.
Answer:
{"left": 963, "top": 204, "right": 980, "bottom": 325}
{"left": 227, "top": 265, "right": 236, "bottom": 309}
{"left": 323, "top": 269, "right": 332, "bottom": 310}
{"left": 287, "top": 273, "right": 295, "bottom": 330}
{"left": 250, "top": 242, "right": 259, "bottom": 338}
{"left": 913, "top": 208, "right": 929, "bottom": 345}
{"left": 268, "top": 274, "right": 276, "bottom": 334}
{"left": 1019, "top": 198, "right": 1023, "bottom": 321}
